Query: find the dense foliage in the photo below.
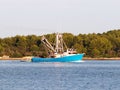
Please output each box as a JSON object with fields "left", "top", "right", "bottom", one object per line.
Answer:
{"left": 0, "top": 30, "right": 120, "bottom": 58}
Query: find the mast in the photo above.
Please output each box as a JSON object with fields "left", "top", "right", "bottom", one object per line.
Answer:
{"left": 55, "top": 33, "right": 64, "bottom": 53}
{"left": 41, "top": 33, "right": 68, "bottom": 57}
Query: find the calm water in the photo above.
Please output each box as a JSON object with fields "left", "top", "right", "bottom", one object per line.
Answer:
{"left": 0, "top": 60, "right": 120, "bottom": 90}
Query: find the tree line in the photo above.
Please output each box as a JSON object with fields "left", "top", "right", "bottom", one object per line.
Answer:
{"left": 0, "top": 30, "right": 120, "bottom": 58}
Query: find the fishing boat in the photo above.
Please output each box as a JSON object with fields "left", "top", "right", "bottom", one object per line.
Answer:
{"left": 31, "top": 33, "right": 84, "bottom": 62}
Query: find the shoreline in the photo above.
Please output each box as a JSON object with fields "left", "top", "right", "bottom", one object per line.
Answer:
{"left": 0, "top": 57, "right": 120, "bottom": 61}
{"left": 0, "top": 58, "right": 25, "bottom": 60}
{"left": 83, "top": 57, "right": 120, "bottom": 60}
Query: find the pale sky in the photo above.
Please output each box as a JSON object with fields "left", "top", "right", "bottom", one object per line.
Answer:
{"left": 0, "top": 0, "right": 120, "bottom": 38}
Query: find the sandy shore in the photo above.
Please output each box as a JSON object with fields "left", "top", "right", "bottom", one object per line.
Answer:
{"left": 83, "top": 57, "right": 120, "bottom": 60}
{"left": 0, "top": 58, "right": 25, "bottom": 60}
{"left": 0, "top": 56, "right": 32, "bottom": 61}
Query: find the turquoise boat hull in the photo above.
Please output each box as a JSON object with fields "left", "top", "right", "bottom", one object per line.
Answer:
{"left": 31, "top": 54, "right": 84, "bottom": 62}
